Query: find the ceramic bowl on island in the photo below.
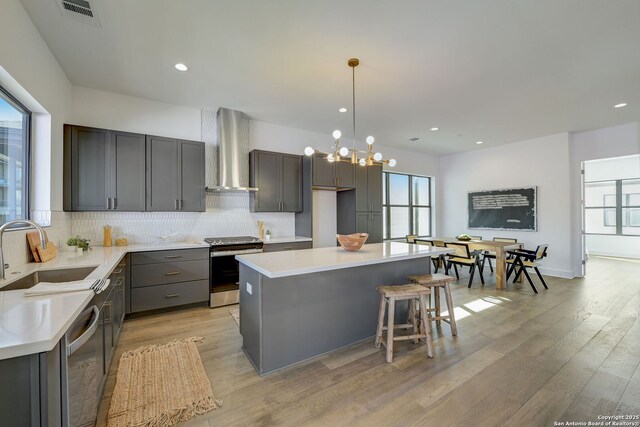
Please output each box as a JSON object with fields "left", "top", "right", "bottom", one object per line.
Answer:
{"left": 336, "top": 233, "right": 369, "bottom": 252}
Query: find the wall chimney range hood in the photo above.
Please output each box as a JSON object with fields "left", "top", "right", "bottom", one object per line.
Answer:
{"left": 204, "top": 107, "right": 258, "bottom": 192}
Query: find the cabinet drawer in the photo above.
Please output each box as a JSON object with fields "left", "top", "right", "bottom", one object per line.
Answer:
{"left": 131, "top": 248, "right": 208, "bottom": 265}
{"left": 131, "top": 280, "right": 208, "bottom": 312}
{"left": 263, "top": 241, "right": 313, "bottom": 252}
{"left": 131, "top": 260, "right": 209, "bottom": 287}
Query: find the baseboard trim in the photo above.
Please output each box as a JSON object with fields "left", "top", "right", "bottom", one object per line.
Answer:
{"left": 588, "top": 251, "right": 640, "bottom": 259}
{"left": 537, "top": 267, "right": 575, "bottom": 279}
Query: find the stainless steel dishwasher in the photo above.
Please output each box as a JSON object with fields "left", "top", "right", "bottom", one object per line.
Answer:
{"left": 61, "top": 303, "right": 101, "bottom": 427}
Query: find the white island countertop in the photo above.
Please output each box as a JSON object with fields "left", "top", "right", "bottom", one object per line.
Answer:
{"left": 0, "top": 242, "right": 208, "bottom": 360}
{"left": 236, "top": 242, "right": 452, "bottom": 278}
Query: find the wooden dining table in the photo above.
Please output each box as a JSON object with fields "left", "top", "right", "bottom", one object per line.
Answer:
{"left": 431, "top": 238, "right": 521, "bottom": 289}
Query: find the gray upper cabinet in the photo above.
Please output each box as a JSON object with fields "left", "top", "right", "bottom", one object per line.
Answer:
{"left": 250, "top": 150, "right": 302, "bottom": 213}
{"left": 312, "top": 155, "right": 356, "bottom": 189}
{"left": 64, "top": 125, "right": 145, "bottom": 211}
{"left": 178, "top": 140, "right": 206, "bottom": 211}
{"left": 111, "top": 131, "right": 146, "bottom": 211}
{"left": 146, "top": 136, "right": 205, "bottom": 212}
{"left": 312, "top": 154, "right": 336, "bottom": 187}
{"left": 355, "top": 164, "right": 383, "bottom": 212}
{"left": 146, "top": 135, "right": 179, "bottom": 211}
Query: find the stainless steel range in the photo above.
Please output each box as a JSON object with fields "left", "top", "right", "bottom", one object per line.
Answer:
{"left": 205, "top": 236, "right": 263, "bottom": 308}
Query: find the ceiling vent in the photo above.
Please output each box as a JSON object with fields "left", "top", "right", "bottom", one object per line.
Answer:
{"left": 409, "top": 137, "right": 421, "bottom": 142}
{"left": 55, "top": 0, "right": 101, "bottom": 27}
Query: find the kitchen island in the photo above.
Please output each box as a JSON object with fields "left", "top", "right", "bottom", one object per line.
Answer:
{"left": 236, "top": 242, "right": 452, "bottom": 375}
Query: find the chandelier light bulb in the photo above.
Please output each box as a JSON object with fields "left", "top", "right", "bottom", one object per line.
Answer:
{"left": 359, "top": 158, "right": 367, "bottom": 166}
{"left": 327, "top": 153, "right": 335, "bottom": 162}
{"left": 388, "top": 159, "right": 397, "bottom": 167}
{"left": 339, "top": 147, "right": 349, "bottom": 157}
{"left": 332, "top": 130, "right": 342, "bottom": 140}
{"left": 373, "top": 152, "right": 383, "bottom": 161}
{"left": 366, "top": 136, "right": 375, "bottom": 145}
{"left": 304, "top": 146, "right": 315, "bottom": 156}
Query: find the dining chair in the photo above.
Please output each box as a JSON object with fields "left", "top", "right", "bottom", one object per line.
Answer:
{"left": 443, "top": 241, "right": 484, "bottom": 288}
{"left": 506, "top": 244, "right": 549, "bottom": 293}
{"left": 406, "top": 235, "right": 418, "bottom": 243}
{"left": 415, "top": 238, "right": 446, "bottom": 273}
{"left": 481, "top": 237, "right": 518, "bottom": 274}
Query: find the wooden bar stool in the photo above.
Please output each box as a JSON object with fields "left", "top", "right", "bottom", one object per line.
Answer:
{"left": 407, "top": 273, "right": 457, "bottom": 336}
{"left": 374, "top": 284, "right": 434, "bottom": 363}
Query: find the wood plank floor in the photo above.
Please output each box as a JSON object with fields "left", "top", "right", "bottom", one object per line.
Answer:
{"left": 96, "top": 256, "right": 640, "bottom": 426}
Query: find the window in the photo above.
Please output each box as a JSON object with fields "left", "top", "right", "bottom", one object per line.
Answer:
{"left": 585, "top": 178, "right": 640, "bottom": 236}
{"left": 383, "top": 172, "right": 431, "bottom": 239}
{"left": 0, "top": 85, "right": 30, "bottom": 225}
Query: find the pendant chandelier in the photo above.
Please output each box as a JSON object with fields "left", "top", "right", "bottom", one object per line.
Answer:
{"left": 304, "top": 58, "right": 396, "bottom": 168}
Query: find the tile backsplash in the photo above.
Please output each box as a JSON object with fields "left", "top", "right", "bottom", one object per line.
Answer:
{"left": 70, "top": 192, "right": 295, "bottom": 245}
{"left": 4, "top": 193, "right": 296, "bottom": 269}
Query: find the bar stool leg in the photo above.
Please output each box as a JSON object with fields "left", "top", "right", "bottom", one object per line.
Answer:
{"left": 374, "top": 294, "right": 386, "bottom": 348}
{"left": 443, "top": 282, "right": 457, "bottom": 336}
{"left": 386, "top": 296, "right": 396, "bottom": 363}
{"left": 434, "top": 287, "right": 441, "bottom": 326}
{"left": 419, "top": 294, "right": 434, "bottom": 358}
{"left": 409, "top": 299, "right": 419, "bottom": 344}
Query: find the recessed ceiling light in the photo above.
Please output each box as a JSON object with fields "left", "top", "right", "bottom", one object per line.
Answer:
{"left": 409, "top": 137, "right": 421, "bottom": 142}
{"left": 338, "top": 107, "right": 348, "bottom": 113}
{"left": 430, "top": 127, "right": 439, "bottom": 131}
{"left": 174, "top": 63, "right": 188, "bottom": 71}
{"left": 614, "top": 102, "right": 628, "bottom": 108}
{"left": 476, "top": 141, "right": 484, "bottom": 145}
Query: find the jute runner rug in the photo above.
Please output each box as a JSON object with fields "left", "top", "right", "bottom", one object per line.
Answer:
{"left": 107, "top": 337, "right": 221, "bottom": 427}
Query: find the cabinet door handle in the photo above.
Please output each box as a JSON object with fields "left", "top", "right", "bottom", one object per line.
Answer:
{"left": 106, "top": 198, "right": 110, "bottom": 210}
{"left": 179, "top": 199, "right": 183, "bottom": 210}
{"left": 175, "top": 199, "right": 179, "bottom": 210}
{"left": 165, "top": 271, "right": 181, "bottom": 276}
{"left": 165, "top": 293, "right": 180, "bottom": 298}
{"left": 165, "top": 255, "right": 182, "bottom": 259}
{"left": 113, "top": 197, "right": 117, "bottom": 210}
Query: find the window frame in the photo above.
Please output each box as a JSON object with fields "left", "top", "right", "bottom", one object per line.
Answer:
{"left": 0, "top": 84, "right": 31, "bottom": 226}
{"left": 382, "top": 171, "right": 432, "bottom": 240}
{"left": 585, "top": 178, "right": 640, "bottom": 236}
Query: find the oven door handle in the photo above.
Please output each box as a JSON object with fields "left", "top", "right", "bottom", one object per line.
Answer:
{"left": 210, "top": 249, "right": 264, "bottom": 257}
{"left": 66, "top": 306, "right": 100, "bottom": 356}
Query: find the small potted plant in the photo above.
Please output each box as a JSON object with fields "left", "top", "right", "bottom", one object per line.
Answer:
{"left": 265, "top": 229, "right": 271, "bottom": 241}
{"left": 66, "top": 236, "right": 79, "bottom": 252}
{"left": 76, "top": 238, "right": 91, "bottom": 252}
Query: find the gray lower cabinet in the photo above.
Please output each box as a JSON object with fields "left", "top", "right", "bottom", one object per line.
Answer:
{"left": 262, "top": 241, "right": 313, "bottom": 252}
{"left": 146, "top": 136, "right": 205, "bottom": 212}
{"left": 129, "top": 248, "right": 209, "bottom": 313}
{"left": 249, "top": 150, "right": 302, "bottom": 212}
{"left": 64, "top": 125, "right": 146, "bottom": 212}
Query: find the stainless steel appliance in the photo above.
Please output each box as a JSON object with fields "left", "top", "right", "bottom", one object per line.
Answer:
{"left": 61, "top": 304, "right": 101, "bottom": 427}
{"left": 205, "top": 236, "right": 263, "bottom": 307}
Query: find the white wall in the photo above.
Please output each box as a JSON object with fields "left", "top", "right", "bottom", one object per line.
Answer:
{"left": 70, "top": 86, "right": 202, "bottom": 141}
{"left": 439, "top": 133, "right": 573, "bottom": 278}
{"left": 570, "top": 123, "right": 640, "bottom": 269}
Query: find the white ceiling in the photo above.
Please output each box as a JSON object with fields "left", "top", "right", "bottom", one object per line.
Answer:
{"left": 20, "top": 0, "right": 640, "bottom": 155}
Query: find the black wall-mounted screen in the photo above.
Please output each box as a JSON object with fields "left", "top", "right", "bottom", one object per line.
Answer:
{"left": 467, "top": 187, "right": 537, "bottom": 231}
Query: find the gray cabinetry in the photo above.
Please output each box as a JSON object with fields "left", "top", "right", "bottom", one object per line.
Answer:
{"left": 146, "top": 136, "right": 205, "bottom": 212}
{"left": 249, "top": 150, "right": 302, "bottom": 212}
{"left": 129, "top": 248, "right": 209, "bottom": 313}
{"left": 64, "top": 125, "right": 146, "bottom": 212}
{"left": 312, "top": 155, "right": 355, "bottom": 189}
{"left": 338, "top": 163, "right": 383, "bottom": 243}
{"left": 262, "top": 241, "right": 313, "bottom": 252}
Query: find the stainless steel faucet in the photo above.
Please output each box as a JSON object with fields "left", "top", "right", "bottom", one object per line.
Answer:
{"left": 0, "top": 220, "right": 47, "bottom": 280}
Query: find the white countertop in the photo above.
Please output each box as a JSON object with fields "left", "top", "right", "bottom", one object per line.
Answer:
{"left": 0, "top": 242, "right": 208, "bottom": 360}
{"left": 236, "top": 242, "right": 452, "bottom": 278}
{"left": 263, "top": 236, "right": 313, "bottom": 244}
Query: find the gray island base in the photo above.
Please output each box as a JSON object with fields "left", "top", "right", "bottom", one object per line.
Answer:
{"left": 236, "top": 242, "right": 452, "bottom": 375}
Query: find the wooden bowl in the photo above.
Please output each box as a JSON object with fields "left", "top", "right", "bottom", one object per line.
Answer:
{"left": 336, "top": 233, "right": 369, "bottom": 252}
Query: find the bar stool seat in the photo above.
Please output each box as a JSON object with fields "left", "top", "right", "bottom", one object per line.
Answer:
{"left": 374, "top": 284, "right": 434, "bottom": 363}
{"left": 407, "top": 273, "right": 457, "bottom": 336}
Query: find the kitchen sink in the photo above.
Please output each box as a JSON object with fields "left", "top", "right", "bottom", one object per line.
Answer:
{"left": 1, "top": 267, "right": 98, "bottom": 291}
